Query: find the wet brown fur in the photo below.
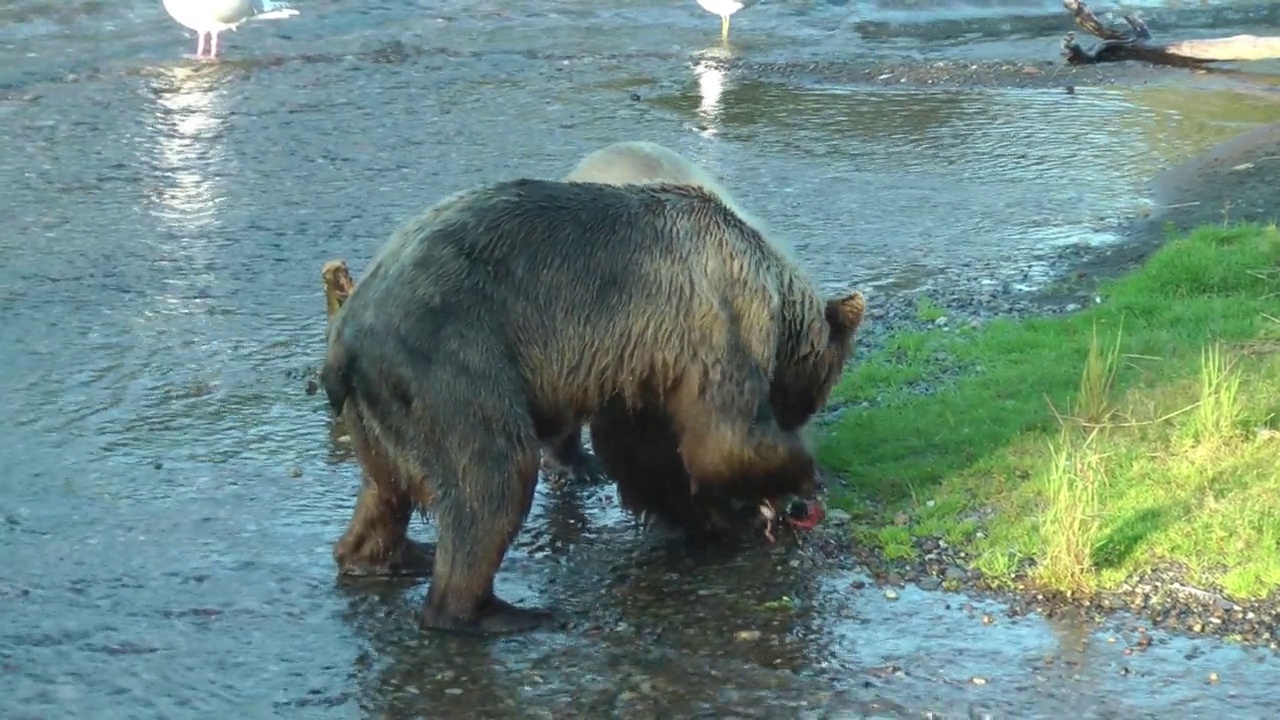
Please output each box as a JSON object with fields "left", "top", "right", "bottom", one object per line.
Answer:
{"left": 561, "top": 141, "right": 865, "bottom": 532}
{"left": 323, "top": 178, "right": 830, "bottom": 634}
{"left": 541, "top": 140, "right": 776, "bottom": 484}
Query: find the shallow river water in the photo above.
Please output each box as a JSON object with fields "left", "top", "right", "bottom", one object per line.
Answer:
{"left": 2, "top": 1, "right": 1278, "bottom": 718}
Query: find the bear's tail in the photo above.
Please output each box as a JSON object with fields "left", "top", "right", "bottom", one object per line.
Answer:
{"left": 320, "top": 340, "right": 354, "bottom": 416}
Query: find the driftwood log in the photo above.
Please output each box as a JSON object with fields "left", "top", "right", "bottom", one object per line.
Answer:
{"left": 1062, "top": 0, "right": 1280, "bottom": 66}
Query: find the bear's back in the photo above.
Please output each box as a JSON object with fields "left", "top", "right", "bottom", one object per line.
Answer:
{"left": 330, "top": 178, "right": 793, "bottom": 404}
{"left": 338, "top": 179, "right": 787, "bottom": 371}
{"left": 372, "top": 178, "right": 776, "bottom": 303}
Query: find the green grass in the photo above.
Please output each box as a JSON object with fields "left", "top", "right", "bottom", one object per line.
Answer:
{"left": 915, "top": 295, "right": 947, "bottom": 323}
{"left": 820, "top": 224, "right": 1280, "bottom": 600}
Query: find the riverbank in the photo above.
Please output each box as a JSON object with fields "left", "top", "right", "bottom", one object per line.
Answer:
{"left": 817, "top": 222, "right": 1280, "bottom": 648}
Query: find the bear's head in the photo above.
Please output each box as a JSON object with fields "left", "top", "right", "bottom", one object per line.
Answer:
{"left": 769, "top": 291, "right": 865, "bottom": 431}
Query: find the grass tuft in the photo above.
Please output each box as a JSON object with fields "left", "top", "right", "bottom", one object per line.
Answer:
{"left": 1035, "top": 428, "right": 1105, "bottom": 596}
{"left": 1070, "top": 323, "right": 1123, "bottom": 427}
{"left": 915, "top": 296, "right": 946, "bottom": 323}
{"left": 1188, "top": 342, "right": 1244, "bottom": 446}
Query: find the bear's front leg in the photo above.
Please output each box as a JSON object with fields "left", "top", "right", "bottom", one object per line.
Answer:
{"left": 334, "top": 481, "right": 435, "bottom": 578}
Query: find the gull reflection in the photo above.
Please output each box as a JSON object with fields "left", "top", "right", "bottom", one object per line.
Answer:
{"left": 148, "top": 65, "right": 229, "bottom": 232}
{"left": 142, "top": 64, "right": 235, "bottom": 317}
{"left": 692, "top": 59, "right": 726, "bottom": 138}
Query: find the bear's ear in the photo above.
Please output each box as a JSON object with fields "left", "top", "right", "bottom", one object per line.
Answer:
{"left": 825, "top": 291, "right": 866, "bottom": 336}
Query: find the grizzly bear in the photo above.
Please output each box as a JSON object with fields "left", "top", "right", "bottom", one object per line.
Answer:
{"left": 558, "top": 140, "right": 864, "bottom": 534}
{"left": 323, "top": 177, "right": 863, "bottom": 634}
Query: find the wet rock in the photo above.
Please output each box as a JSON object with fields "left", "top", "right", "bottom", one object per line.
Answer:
{"left": 884, "top": 589, "right": 900, "bottom": 601}
{"left": 826, "top": 509, "right": 852, "bottom": 526}
{"left": 917, "top": 578, "right": 942, "bottom": 591}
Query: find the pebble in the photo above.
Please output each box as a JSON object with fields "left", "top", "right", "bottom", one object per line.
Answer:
{"left": 734, "top": 630, "right": 762, "bottom": 641}
{"left": 826, "top": 509, "right": 852, "bottom": 525}
{"left": 884, "top": 589, "right": 900, "bottom": 600}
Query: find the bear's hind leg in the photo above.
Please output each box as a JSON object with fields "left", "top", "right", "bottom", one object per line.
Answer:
{"left": 334, "top": 482, "right": 435, "bottom": 577}
{"left": 421, "top": 419, "right": 554, "bottom": 635}
{"left": 334, "top": 419, "right": 434, "bottom": 577}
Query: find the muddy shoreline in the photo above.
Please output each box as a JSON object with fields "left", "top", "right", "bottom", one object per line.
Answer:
{"left": 800, "top": 521, "right": 1280, "bottom": 653}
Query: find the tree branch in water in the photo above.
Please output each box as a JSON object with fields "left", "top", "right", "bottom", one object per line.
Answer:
{"left": 1061, "top": 0, "right": 1280, "bottom": 66}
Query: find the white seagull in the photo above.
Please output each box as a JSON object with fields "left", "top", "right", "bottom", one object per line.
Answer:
{"left": 162, "top": 0, "right": 300, "bottom": 59}
{"left": 696, "top": 0, "right": 754, "bottom": 43}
